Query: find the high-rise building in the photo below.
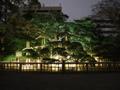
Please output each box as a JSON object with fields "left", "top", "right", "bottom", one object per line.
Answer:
{"left": 90, "top": 15, "right": 118, "bottom": 37}
{"left": 22, "top": 1, "right": 62, "bottom": 14}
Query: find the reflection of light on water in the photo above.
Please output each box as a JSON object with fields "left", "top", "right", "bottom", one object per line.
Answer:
{"left": 65, "top": 64, "right": 76, "bottom": 67}
{"left": 95, "top": 63, "right": 103, "bottom": 67}
{"left": 22, "top": 64, "right": 33, "bottom": 70}
{"left": 21, "top": 59, "right": 41, "bottom": 70}
{"left": 59, "top": 64, "right": 62, "bottom": 67}
{"left": 95, "top": 64, "right": 98, "bottom": 67}
{"left": 50, "top": 64, "right": 62, "bottom": 71}
{"left": 22, "top": 59, "right": 33, "bottom": 70}
{"left": 37, "top": 60, "right": 41, "bottom": 69}
{"left": 65, "top": 64, "right": 76, "bottom": 71}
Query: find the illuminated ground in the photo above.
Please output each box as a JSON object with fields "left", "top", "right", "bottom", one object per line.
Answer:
{"left": 0, "top": 72, "right": 120, "bottom": 90}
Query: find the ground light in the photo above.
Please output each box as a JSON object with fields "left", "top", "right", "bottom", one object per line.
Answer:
{"left": 15, "top": 51, "right": 22, "bottom": 60}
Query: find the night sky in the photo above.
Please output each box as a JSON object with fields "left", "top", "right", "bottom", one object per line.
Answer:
{"left": 39, "top": 0, "right": 101, "bottom": 21}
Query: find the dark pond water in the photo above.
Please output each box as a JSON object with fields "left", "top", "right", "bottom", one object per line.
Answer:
{"left": 0, "top": 72, "right": 120, "bottom": 90}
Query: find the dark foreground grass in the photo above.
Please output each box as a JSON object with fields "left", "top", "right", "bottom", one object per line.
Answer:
{"left": 0, "top": 71, "right": 120, "bottom": 90}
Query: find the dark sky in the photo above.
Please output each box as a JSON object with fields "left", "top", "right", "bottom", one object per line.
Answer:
{"left": 40, "top": 0, "right": 101, "bottom": 21}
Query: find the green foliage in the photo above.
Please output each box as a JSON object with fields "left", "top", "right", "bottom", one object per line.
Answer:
{"left": 2, "top": 55, "right": 16, "bottom": 61}
{"left": 0, "top": 0, "right": 98, "bottom": 62}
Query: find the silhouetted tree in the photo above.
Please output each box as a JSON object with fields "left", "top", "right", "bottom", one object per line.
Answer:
{"left": 92, "top": 0, "right": 120, "bottom": 61}
{"left": 0, "top": 0, "right": 40, "bottom": 60}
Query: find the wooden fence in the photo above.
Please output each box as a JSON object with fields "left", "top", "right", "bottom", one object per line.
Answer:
{"left": 0, "top": 61, "right": 120, "bottom": 72}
